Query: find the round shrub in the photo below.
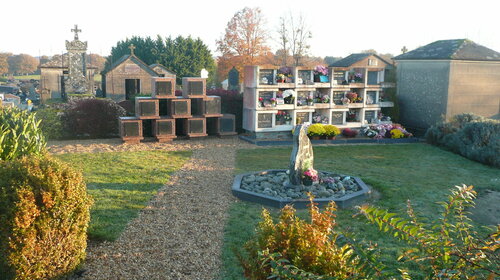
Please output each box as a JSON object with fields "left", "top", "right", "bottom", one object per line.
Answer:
{"left": 324, "top": 124, "right": 340, "bottom": 137}
{"left": 62, "top": 98, "right": 126, "bottom": 138}
{"left": 390, "top": 128, "right": 404, "bottom": 139}
{"left": 0, "top": 156, "right": 92, "bottom": 280}
{"left": 0, "top": 107, "right": 46, "bottom": 161}
{"left": 342, "top": 128, "right": 358, "bottom": 138}
{"left": 307, "top": 123, "right": 326, "bottom": 137}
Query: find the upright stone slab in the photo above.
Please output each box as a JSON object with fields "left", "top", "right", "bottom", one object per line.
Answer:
{"left": 65, "top": 25, "right": 89, "bottom": 94}
{"left": 288, "top": 125, "right": 314, "bottom": 185}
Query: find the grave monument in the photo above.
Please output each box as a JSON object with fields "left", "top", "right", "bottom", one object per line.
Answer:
{"left": 232, "top": 125, "right": 370, "bottom": 208}
{"left": 65, "top": 24, "right": 89, "bottom": 94}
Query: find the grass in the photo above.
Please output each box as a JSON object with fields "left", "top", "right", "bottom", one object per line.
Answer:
{"left": 55, "top": 150, "right": 191, "bottom": 241}
{"left": 13, "top": 74, "right": 40, "bottom": 80}
{"left": 220, "top": 143, "right": 500, "bottom": 279}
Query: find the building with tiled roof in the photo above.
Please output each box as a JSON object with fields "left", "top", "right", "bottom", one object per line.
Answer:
{"left": 394, "top": 39, "right": 500, "bottom": 131}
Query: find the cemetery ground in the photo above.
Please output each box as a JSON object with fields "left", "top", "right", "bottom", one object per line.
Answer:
{"left": 46, "top": 139, "right": 499, "bottom": 279}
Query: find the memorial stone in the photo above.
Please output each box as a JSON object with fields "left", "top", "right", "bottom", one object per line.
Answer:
{"left": 65, "top": 25, "right": 89, "bottom": 94}
{"left": 288, "top": 125, "right": 314, "bottom": 185}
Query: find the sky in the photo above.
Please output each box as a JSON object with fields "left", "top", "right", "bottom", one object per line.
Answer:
{"left": 2, "top": 0, "right": 499, "bottom": 59}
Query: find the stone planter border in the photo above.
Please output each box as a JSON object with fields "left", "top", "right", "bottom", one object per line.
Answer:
{"left": 232, "top": 169, "right": 371, "bottom": 209}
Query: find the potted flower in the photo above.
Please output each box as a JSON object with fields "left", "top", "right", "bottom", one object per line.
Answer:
{"left": 341, "top": 97, "right": 350, "bottom": 105}
{"left": 354, "top": 72, "right": 363, "bottom": 82}
{"left": 324, "top": 124, "right": 340, "bottom": 140}
{"left": 346, "top": 92, "right": 357, "bottom": 103}
{"left": 302, "top": 168, "right": 319, "bottom": 186}
{"left": 306, "top": 96, "right": 314, "bottom": 106}
{"left": 270, "top": 97, "right": 277, "bottom": 107}
{"left": 258, "top": 97, "right": 264, "bottom": 107}
{"left": 277, "top": 66, "right": 293, "bottom": 83}
{"left": 321, "top": 95, "right": 330, "bottom": 103}
{"left": 283, "top": 89, "right": 295, "bottom": 104}
{"left": 313, "top": 65, "right": 329, "bottom": 82}
{"left": 307, "top": 123, "right": 326, "bottom": 140}
{"left": 342, "top": 127, "right": 359, "bottom": 138}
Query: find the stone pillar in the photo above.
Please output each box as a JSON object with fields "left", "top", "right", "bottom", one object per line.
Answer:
{"left": 288, "top": 125, "right": 314, "bottom": 185}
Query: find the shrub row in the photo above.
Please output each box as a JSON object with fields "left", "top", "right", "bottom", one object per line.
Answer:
{"left": 35, "top": 98, "right": 126, "bottom": 140}
{"left": 426, "top": 113, "right": 500, "bottom": 167}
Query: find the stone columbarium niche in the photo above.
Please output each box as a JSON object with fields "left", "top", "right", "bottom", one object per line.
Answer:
{"left": 232, "top": 125, "right": 370, "bottom": 208}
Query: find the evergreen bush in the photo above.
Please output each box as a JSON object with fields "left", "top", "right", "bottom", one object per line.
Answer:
{"left": 34, "top": 107, "right": 65, "bottom": 140}
{"left": 0, "top": 107, "right": 46, "bottom": 161}
{"left": 0, "top": 156, "right": 92, "bottom": 280}
{"left": 62, "top": 98, "right": 126, "bottom": 138}
{"left": 425, "top": 113, "right": 499, "bottom": 167}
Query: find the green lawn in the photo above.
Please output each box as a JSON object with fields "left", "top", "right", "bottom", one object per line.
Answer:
{"left": 56, "top": 150, "right": 191, "bottom": 241}
{"left": 13, "top": 74, "right": 40, "bottom": 80}
{"left": 220, "top": 143, "right": 499, "bottom": 279}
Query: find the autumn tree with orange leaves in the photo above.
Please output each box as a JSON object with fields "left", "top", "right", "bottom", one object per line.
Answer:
{"left": 216, "top": 7, "right": 271, "bottom": 83}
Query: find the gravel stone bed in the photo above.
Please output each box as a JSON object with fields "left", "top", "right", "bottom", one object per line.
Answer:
{"left": 241, "top": 171, "right": 361, "bottom": 199}
{"left": 49, "top": 137, "right": 255, "bottom": 279}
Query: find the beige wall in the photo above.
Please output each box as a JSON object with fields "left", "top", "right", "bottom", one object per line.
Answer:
{"left": 447, "top": 61, "right": 500, "bottom": 120}
{"left": 40, "top": 68, "right": 63, "bottom": 98}
{"left": 105, "top": 57, "right": 155, "bottom": 101}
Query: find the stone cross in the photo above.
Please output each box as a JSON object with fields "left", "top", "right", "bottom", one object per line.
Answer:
{"left": 288, "top": 125, "right": 314, "bottom": 185}
{"left": 129, "top": 44, "right": 136, "bottom": 56}
{"left": 71, "top": 24, "right": 81, "bottom": 40}
{"left": 401, "top": 46, "right": 408, "bottom": 54}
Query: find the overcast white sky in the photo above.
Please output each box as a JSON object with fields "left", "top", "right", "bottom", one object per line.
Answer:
{"left": 2, "top": 0, "right": 498, "bottom": 58}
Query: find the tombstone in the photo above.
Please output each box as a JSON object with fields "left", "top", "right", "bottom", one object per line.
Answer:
{"left": 288, "top": 125, "right": 314, "bottom": 185}
{"left": 228, "top": 66, "right": 239, "bottom": 91}
{"left": 65, "top": 24, "right": 89, "bottom": 94}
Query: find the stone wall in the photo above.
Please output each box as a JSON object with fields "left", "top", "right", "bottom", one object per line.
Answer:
{"left": 447, "top": 61, "right": 500, "bottom": 120}
{"left": 397, "top": 60, "right": 450, "bottom": 129}
{"left": 105, "top": 57, "right": 155, "bottom": 101}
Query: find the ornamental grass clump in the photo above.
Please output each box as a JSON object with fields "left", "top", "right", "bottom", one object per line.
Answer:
{"left": 358, "top": 185, "right": 500, "bottom": 279}
{"left": 307, "top": 123, "right": 326, "bottom": 137}
{"left": 0, "top": 156, "right": 93, "bottom": 280}
{"left": 239, "top": 196, "right": 379, "bottom": 280}
{"left": 0, "top": 107, "right": 46, "bottom": 161}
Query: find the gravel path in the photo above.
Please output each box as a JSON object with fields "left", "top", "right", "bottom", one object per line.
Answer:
{"left": 49, "top": 137, "right": 256, "bottom": 279}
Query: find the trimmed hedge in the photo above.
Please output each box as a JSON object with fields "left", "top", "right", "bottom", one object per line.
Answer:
{"left": 0, "top": 156, "right": 92, "bottom": 280}
{"left": 62, "top": 98, "right": 126, "bottom": 138}
{"left": 426, "top": 113, "right": 500, "bottom": 167}
{"left": 33, "top": 107, "right": 65, "bottom": 140}
{"left": 0, "top": 107, "right": 46, "bottom": 161}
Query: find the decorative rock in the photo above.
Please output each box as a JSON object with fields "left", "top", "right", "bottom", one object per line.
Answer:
{"left": 289, "top": 125, "right": 314, "bottom": 185}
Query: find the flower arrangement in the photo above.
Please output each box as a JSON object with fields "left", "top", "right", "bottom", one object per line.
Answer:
{"left": 341, "top": 97, "right": 350, "bottom": 105}
{"left": 306, "top": 96, "right": 314, "bottom": 104}
{"left": 346, "top": 110, "right": 358, "bottom": 122}
{"left": 321, "top": 95, "right": 330, "bottom": 103}
{"left": 283, "top": 89, "right": 295, "bottom": 104}
{"left": 276, "top": 111, "right": 292, "bottom": 123}
{"left": 307, "top": 123, "right": 326, "bottom": 137}
{"left": 276, "top": 92, "right": 283, "bottom": 98}
{"left": 342, "top": 128, "right": 358, "bottom": 138}
{"left": 324, "top": 125, "right": 341, "bottom": 138}
{"left": 314, "top": 65, "right": 329, "bottom": 76}
{"left": 312, "top": 112, "right": 329, "bottom": 124}
{"left": 346, "top": 92, "right": 358, "bottom": 102}
{"left": 390, "top": 129, "right": 404, "bottom": 139}
{"left": 276, "top": 73, "right": 286, "bottom": 83}
{"left": 278, "top": 66, "right": 292, "bottom": 76}
{"left": 354, "top": 72, "right": 363, "bottom": 82}
{"left": 302, "top": 168, "right": 319, "bottom": 184}
{"left": 258, "top": 97, "right": 264, "bottom": 107}
{"left": 363, "top": 123, "right": 413, "bottom": 139}
{"left": 270, "top": 97, "right": 277, "bottom": 104}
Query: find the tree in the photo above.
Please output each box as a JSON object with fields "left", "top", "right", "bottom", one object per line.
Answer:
{"left": 277, "top": 13, "right": 312, "bottom": 66}
{"left": 7, "top": 54, "right": 38, "bottom": 75}
{"left": 160, "top": 36, "right": 216, "bottom": 85}
{"left": 87, "top": 54, "right": 106, "bottom": 72}
{"left": 0, "top": 53, "right": 11, "bottom": 75}
{"left": 105, "top": 35, "right": 215, "bottom": 84}
{"left": 216, "top": 7, "right": 270, "bottom": 81}
{"left": 324, "top": 56, "right": 342, "bottom": 66}
{"left": 276, "top": 16, "right": 290, "bottom": 66}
